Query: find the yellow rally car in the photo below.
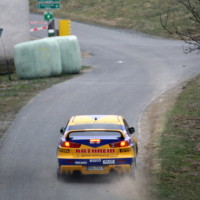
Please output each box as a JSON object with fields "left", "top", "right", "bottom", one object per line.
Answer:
{"left": 57, "top": 115, "right": 138, "bottom": 177}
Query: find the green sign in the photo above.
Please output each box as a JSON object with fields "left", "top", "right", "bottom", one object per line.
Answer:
{"left": 37, "top": 0, "right": 60, "bottom": 2}
{"left": 37, "top": 3, "right": 60, "bottom": 9}
{"left": 44, "top": 11, "right": 54, "bottom": 21}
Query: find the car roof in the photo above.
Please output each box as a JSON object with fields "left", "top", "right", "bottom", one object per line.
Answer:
{"left": 68, "top": 115, "right": 124, "bottom": 126}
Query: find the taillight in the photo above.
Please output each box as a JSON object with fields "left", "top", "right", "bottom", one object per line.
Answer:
{"left": 109, "top": 141, "right": 129, "bottom": 148}
{"left": 61, "top": 141, "right": 81, "bottom": 148}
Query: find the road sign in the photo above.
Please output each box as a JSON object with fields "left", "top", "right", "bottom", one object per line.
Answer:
{"left": 37, "top": 0, "right": 60, "bottom": 2}
{"left": 44, "top": 11, "right": 54, "bottom": 21}
{"left": 37, "top": 3, "right": 60, "bottom": 9}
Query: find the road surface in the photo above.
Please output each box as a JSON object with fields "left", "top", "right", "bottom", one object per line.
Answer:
{"left": 0, "top": 14, "right": 200, "bottom": 200}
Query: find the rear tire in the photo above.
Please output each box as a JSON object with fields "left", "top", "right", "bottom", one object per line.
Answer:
{"left": 135, "top": 143, "right": 138, "bottom": 155}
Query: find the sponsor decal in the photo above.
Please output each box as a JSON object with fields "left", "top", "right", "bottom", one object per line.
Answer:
{"left": 103, "top": 160, "right": 115, "bottom": 164}
{"left": 120, "top": 148, "right": 131, "bottom": 153}
{"left": 76, "top": 149, "right": 115, "bottom": 154}
{"left": 59, "top": 149, "right": 70, "bottom": 153}
{"left": 75, "top": 161, "right": 87, "bottom": 165}
{"left": 90, "top": 159, "right": 101, "bottom": 163}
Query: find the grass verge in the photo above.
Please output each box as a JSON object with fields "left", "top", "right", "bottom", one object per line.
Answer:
{"left": 0, "top": 67, "right": 90, "bottom": 140}
{"left": 29, "top": 0, "right": 200, "bottom": 38}
{"left": 155, "top": 74, "right": 200, "bottom": 200}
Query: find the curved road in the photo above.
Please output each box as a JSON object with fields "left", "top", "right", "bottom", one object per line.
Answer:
{"left": 0, "top": 14, "right": 200, "bottom": 200}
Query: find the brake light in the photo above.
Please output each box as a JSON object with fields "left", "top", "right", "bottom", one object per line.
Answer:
{"left": 90, "top": 139, "right": 101, "bottom": 144}
{"left": 109, "top": 141, "right": 129, "bottom": 148}
{"left": 61, "top": 141, "right": 81, "bottom": 148}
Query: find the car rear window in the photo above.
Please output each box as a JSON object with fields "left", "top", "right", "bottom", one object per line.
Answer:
{"left": 67, "top": 131, "right": 123, "bottom": 140}
{"left": 68, "top": 124, "right": 123, "bottom": 131}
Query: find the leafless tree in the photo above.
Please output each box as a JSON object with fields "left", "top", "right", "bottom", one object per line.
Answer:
{"left": 160, "top": 0, "right": 200, "bottom": 53}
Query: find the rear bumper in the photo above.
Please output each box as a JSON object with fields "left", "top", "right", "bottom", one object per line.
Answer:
{"left": 60, "top": 164, "right": 133, "bottom": 175}
{"left": 58, "top": 158, "right": 135, "bottom": 175}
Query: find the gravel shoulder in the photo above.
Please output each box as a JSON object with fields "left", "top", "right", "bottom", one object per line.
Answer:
{"left": 137, "top": 81, "right": 185, "bottom": 199}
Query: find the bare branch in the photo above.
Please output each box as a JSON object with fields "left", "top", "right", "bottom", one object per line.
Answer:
{"left": 178, "top": 0, "right": 200, "bottom": 24}
{"left": 160, "top": 9, "right": 174, "bottom": 35}
{"left": 160, "top": 0, "right": 200, "bottom": 53}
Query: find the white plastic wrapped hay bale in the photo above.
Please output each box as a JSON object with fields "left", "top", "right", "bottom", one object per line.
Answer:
{"left": 53, "top": 36, "right": 81, "bottom": 74}
{"left": 14, "top": 39, "right": 62, "bottom": 79}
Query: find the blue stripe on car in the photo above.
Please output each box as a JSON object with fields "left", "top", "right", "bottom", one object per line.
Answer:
{"left": 58, "top": 158, "right": 133, "bottom": 166}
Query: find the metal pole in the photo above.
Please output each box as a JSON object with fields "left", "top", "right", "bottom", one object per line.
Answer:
{"left": 0, "top": 28, "right": 11, "bottom": 80}
{"left": 0, "top": 28, "right": 3, "bottom": 37}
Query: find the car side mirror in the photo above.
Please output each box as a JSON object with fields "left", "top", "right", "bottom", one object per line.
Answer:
{"left": 128, "top": 127, "right": 135, "bottom": 134}
{"left": 60, "top": 127, "right": 65, "bottom": 135}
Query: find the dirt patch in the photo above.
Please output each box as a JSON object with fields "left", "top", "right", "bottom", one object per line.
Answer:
{"left": 137, "top": 83, "right": 185, "bottom": 199}
{"left": 0, "top": 111, "right": 17, "bottom": 140}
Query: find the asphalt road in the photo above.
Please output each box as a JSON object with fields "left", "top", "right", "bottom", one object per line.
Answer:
{"left": 0, "top": 14, "right": 200, "bottom": 200}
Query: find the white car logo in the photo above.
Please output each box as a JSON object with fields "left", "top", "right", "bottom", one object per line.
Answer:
{"left": 75, "top": 161, "right": 87, "bottom": 165}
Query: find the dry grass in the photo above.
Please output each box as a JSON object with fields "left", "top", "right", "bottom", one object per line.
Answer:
{"left": 29, "top": 0, "right": 200, "bottom": 38}
{"left": 155, "top": 75, "right": 200, "bottom": 200}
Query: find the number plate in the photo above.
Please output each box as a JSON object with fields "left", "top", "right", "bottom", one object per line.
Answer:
{"left": 103, "top": 160, "right": 115, "bottom": 164}
{"left": 87, "top": 166, "right": 104, "bottom": 171}
{"left": 90, "top": 159, "right": 101, "bottom": 163}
